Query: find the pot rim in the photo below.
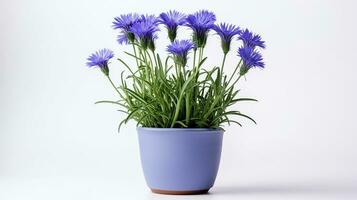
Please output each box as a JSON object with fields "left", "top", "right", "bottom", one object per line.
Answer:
{"left": 137, "top": 127, "right": 224, "bottom": 132}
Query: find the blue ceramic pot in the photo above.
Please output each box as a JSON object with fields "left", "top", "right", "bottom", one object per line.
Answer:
{"left": 137, "top": 127, "right": 224, "bottom": 195}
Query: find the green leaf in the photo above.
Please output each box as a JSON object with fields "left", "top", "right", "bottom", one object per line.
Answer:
{"left": 95, "top": 100, "right": 126, "bottom": 108}
{"left": 124, "top": 51, "right": 145, "bottom": 62}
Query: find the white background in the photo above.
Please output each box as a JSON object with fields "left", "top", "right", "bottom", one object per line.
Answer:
{"left": 1, "top": 0, "right": 357, "bottom": 199}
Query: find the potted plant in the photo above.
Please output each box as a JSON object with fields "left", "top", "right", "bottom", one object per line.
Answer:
{"left": 86, "top": 10, "right": 265, "bottom": 195}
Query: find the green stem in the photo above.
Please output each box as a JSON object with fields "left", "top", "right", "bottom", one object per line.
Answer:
{"left": 145, "top": 50, "right": 153, "bottom": 68}
{"left": 219, "top": 53, "right": 227, "bottom": 86}
{"left": 138, "top": 48, "right": 145, "bottom": 65}
{"left": 201, "top": 47, "right": 204, "bottom": 61}
{"left": 132, "top": 44, "right": 139, "bottom": 67}
{"left": 174, "top": 63, "right": 179, "bottom": 80}
{"left": 227, "top": 59, "right": 242, "bottom": 85}
{"left": 229, "top": 75, "right": 242, "bottom": 90}
{"left": 151, "top": 50, "right": 157, "bottom": 67}
{"left": 180, "top": 65, "right": 184, "bottom": 81}
{"left": 182, "top": 65, "right": 187, "bottom": 80}
{"left": 191, "top": 48, "right": 203, "bottom": 124}
{"left": 106, "top": 75, "right": 121, "bottom": 97}
{"left": 170, "top": 76, "right": 194, "bottom": 128}
{"left": 198, "top": 47, "right": 203, "bottom": 63}
{"left": 221, "top": 53, "right": 227, "bottom": 73}
{"left": 185, "top": 93, "right": 190, "bottom": 125}
{"left": 193, "top": 49, "right": 197, "bottom": 68}
{"left": 142, "top": 51, "right": 150, "bottom": 84}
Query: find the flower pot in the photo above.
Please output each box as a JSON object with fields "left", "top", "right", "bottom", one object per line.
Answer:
{"left": 137, "top": 127, "right": 223, "bottom": 195}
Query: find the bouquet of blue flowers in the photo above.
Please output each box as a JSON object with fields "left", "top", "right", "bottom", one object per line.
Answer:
{"left": 86, "top": 10, "right": 266, "bottom": 130}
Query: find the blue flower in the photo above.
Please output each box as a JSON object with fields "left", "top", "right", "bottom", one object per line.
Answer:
{"left": 159, "top": 10, "right": 186, "bottom": 42}
{"left": 239, "top": 29, "right": 266, "bottom": 49}
{"left": 238, "top": 47, "right": 264, "bottom": 75}
{"left": 140, "top": 14, "right": 160, "bottom": 25}
{"left": 130, "top": 14, "right": 160, "bottom": 51}
{"left": 117, "top": 34, "right": 130, "bottom": 45}
{"left": 112, "top": 13, "right": 141, "bottom": 44}
{"left": 213, "top": 23, "right": 241, "bottom": 54}
{"left": 167, "top": 40, "right": 195, "bottom": 66}
{"left": 86, "top": 49, "right": 114, "bottom": 76}
{"left": 186, "top": 10, "right": 216, "bottom": 48}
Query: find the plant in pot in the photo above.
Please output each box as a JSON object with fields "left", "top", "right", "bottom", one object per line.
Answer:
{"left": 86, "top": 10, "right": 265, "bottom": 195}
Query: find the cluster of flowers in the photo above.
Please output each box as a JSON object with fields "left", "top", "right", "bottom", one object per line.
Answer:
{"left": 86, "top": 10, "right": 265, "bottom": 76}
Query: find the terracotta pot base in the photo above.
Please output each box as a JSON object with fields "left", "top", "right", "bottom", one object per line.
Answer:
{"left": 151, "top": 188, "right": 209, "bottom": 195}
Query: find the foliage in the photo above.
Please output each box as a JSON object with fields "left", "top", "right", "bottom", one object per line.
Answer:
{"left": 86, "top": 10, "right": 266, "bottom": 130}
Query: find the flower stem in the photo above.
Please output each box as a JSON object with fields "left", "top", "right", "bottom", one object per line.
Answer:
{"left": 221, "top": 53, "right": 227, "bottom": 73}
{"left": 227, "top": 59, "right": 242, "bottom": 85}
{"left": 185, "top": 93, "right": 190, "bottom": 125}
{"left": 151, "top": 49, "right": 157, "bottom": 67}
{"left": 234, "top": 74, "right": 242, "bottom": 85}
{"left": 145, "top": 50, "right": 153, "bottom": 68}
{"left": 198, "top": 47, "right": 204, "bottom": 63}
{"left": 142, "top": 50, "right": 151, "bottom": 81}
{"left": 132, "top": 44, "right": 139, "bottom": 67}
{"left": 106, "top": 75, "right": 121, "bottom": 97}
{"left": 228, "top": 74, "right": 242, "bottom": 91}
{"left": 193, "top": 49, "right": 197, "bottom": 69}
{"left": 219, "top": 53, "right": 227, "bottom": 85}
